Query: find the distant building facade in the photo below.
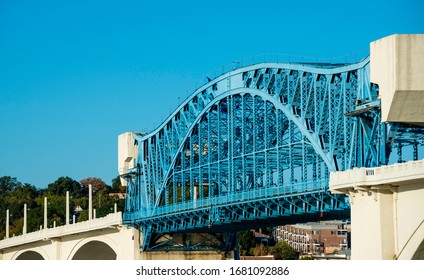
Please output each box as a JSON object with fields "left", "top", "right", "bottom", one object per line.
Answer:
{"left": 273, "top": 220, "right": 350, "bottom": 255}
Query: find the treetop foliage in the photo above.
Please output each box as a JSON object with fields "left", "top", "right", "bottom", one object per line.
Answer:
{"left": 237, "top": 229, "right": 300, "bottom": 259}
{"left": 0, "top": 175, "right": 125, "bottom": 240}
{"left": 46, "top": 176, "right": 83, "bottom": 197}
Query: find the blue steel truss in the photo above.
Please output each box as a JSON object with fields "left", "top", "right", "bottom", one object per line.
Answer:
{"left": 121, "top": 57, "right": 424, "bottom": 252}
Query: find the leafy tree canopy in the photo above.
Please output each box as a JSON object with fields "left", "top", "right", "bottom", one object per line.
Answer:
{"left": 46, "top": 176, "right": 83, "bottom": 197}
{"left": 0, "top": 176, "right": 20, "bottom": 194}
{"left": 80, "top": 177, "right": 109, "bottom": 194}
{"left": 238, "top": 230, "right": 256, "bottom": 256}
{"left": 269, "top": 240, "right": 299, "bottom": 260}
{"left": 111, "top": 175, "right": 125, "bottom": 193}
{"left": 0, "top": 174, "right": 125, "bottom": 240}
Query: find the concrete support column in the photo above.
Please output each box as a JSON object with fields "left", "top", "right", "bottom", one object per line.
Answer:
{"left": 23, "top": 203, "right": 27, "bottom": 235}
{"left": 330, "top": 160, "right": 424, "bottom": 260}
{"left": 349, "top": 187, "right": 395, "bottom": 259}
{"left": 6, "top": 209, "right": 9, "bottom": 238}
{"left": 44, "top": 197, "right": 48, "bottom": 229}
{"left": 66, "top": 191, "right": 70, "bottom": 225}
{"left": 114, "top": 203, "right": 117, "bottom": 213}
{"left": 73, "top": 215, "right": 76, "bottom": 224}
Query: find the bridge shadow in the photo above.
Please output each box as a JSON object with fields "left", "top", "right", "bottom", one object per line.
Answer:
{"left": 16, "top": 251, "right": 44, "bottom": 260}
{"left": 71, "top": 241, "right": 117, "bottom": 260}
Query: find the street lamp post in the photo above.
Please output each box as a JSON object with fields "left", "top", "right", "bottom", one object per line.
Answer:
{"left": 6, "top": 209, "right": 9, "bottom": 238}
{"left": 23, "top": 203, "right": 27, "bottom": 235}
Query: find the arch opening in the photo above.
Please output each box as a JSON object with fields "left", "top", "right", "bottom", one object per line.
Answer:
{"left": 412, "top": 239, "right": 424, "bottom": 260}
{"left": 16, "top": 251, "right": 45, "bottom": 260}
{"left": 72, "top": 241, "right": 117, "bottom": 260}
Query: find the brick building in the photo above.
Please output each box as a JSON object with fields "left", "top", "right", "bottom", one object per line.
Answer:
{"left": 273, "top": 220, "right": 350, "bottom": 255}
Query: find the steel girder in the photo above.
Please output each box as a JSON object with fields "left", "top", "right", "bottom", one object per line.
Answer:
{"left": 122, "top": 57, "right": 424, "bottom": 251}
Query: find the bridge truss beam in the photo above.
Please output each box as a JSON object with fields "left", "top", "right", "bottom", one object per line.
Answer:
{"left": 122, "top": 58, "right": 424, "bottom": 251}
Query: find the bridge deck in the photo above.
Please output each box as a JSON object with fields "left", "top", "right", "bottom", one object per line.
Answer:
{"left": 0, "top": 212, "right": 122, "bottom": 250}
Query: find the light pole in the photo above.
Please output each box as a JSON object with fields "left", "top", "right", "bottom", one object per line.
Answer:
{"left": 23, "top": 203, "right": 27, "bottom": 235}
{"left": 66, "top": 191, "right": 70, "bottom": 225}
{"left": 5, "top": 209, "right": 9, "bottom": 238}
{"left": 44, "top": 197, "right": 48, "bottom": 229}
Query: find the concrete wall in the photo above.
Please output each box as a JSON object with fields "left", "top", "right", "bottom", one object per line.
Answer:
{"left": 0, "top": 212, "right": 141, "bottom": 260}
{"left": 0, "top": 225, "right": 138, "bottom": 260}
{"left": 395, "top": 183, "right": 424, "bottom": 259}
{"left": 0, "top": 215, "right": 232, "bottom": 260}
{"left": 118, "top": 132, "right": 138, "bottom": 186}
{"left": 63, "top": 226, "right": 138, "bottom": 260}
{"left": 348, "top": 188, "right": 395, "bottom": 259}
{"left": 370, "top": 34, "right": 424, "bottom": 123}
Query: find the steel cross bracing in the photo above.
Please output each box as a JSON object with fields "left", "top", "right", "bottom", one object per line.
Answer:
{"left": 122, "top": 57, "right": 424, "bottom": 251}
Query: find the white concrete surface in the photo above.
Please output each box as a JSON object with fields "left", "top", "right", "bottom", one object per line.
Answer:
{"left": 370, "top": 34, "right": 424, "bottom": 123}
{"left": 0, "top": 212, "right": 140, "bottom": 260}
{"left": 330, "top": 159, "right": 424, "bottom": 259}
{"left": 5, "top": 210, "right": 9, "bottom": 239}
{"left": 66, "top": 191, "right": 70, "bottom": 225}
{"left": 118, "top": 132, "right": 138, "bottom": 186}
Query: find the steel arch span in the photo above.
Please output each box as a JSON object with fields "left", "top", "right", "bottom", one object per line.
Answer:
{"left": 120, "top": 57, "right": 424, "bottom": 252}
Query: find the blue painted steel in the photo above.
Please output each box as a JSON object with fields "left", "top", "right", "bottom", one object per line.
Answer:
{"left": 121, "top": 57, "right": 424, "bottom": 251}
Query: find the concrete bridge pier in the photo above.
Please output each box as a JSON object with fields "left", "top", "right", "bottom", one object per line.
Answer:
{"left": 330, "top": 160, "right": 424, "bottom": 259}
{"left": 329, "top": 34, "right": 424, "bottom": 260}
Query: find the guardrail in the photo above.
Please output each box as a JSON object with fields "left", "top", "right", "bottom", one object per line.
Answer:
{"left": 330, "top": 159, "right": 424, "bottom": 192}
{"left": 125, "top": 179, "right": 329, "bottom": 220}
{"left": 0, "top": 212, "right": 122, "bottom": 250}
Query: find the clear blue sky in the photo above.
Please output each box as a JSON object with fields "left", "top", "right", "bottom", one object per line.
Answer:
{"left": 0, "top": 0, "right": 423, "bottom": 188}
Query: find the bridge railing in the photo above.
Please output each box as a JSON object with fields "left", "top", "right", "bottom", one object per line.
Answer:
{"left": 330, "top": 159, "right": 424, "bottom": 192}
{"left": 127, "top": 179, "right": 328, "bottom": 220}
{"left": 0, "top": 212, "right": 122, "bottom": 250}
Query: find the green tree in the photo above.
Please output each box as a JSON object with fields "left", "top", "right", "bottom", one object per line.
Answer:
{"left": 238, "top": 230, "right": 256, "bottom": 256}
{"left": 46, "top": 176, "right": 83, "bottom": 197}
{"left": 0, "top": 177, "right": 41, "bottom": 238}
{"left": 0, "top": 176, "right": 19, "bottom": 194}
{"left": 111, "top": 175, "right": 125, "bottom": 193}
{"left": 0, "top": 176, "right": 20, "bottom": 238}
{"left": 269, "top": 241, "right": 299, "bottom": 260}
{"left": 40, "top": 176, "right": 85, "bottom": 226}
{"left": 0, "top": 175, "right": 125, "bottom": 239}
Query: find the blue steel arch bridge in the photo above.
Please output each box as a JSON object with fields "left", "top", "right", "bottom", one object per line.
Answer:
{"left": 120, "top": 56, "right": 424, "bottom": 253}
